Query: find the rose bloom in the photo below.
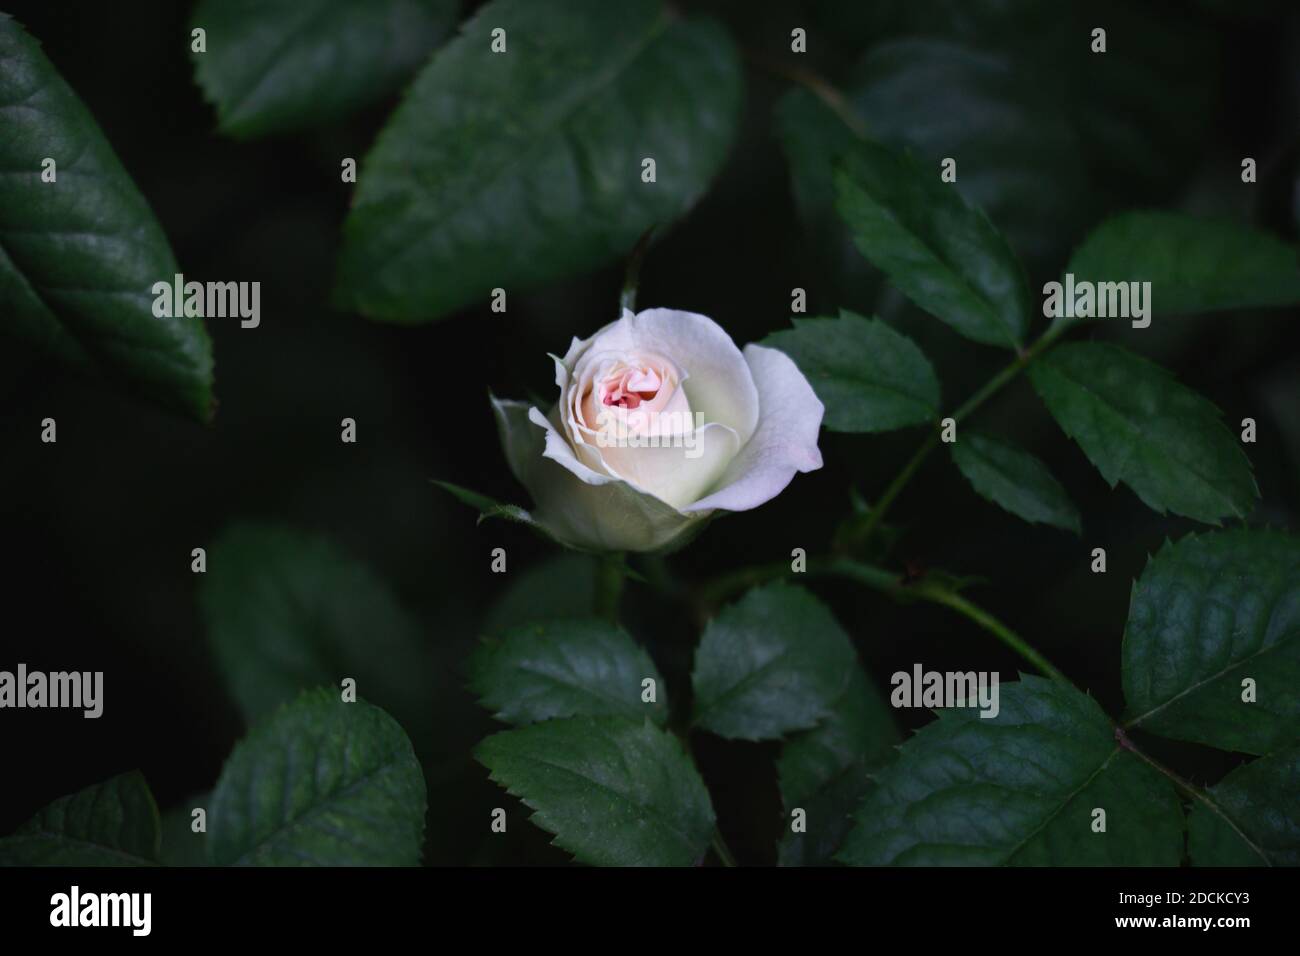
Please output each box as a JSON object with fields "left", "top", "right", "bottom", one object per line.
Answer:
{"left": 492, "top": 307, "right": 824, "bottom": 552}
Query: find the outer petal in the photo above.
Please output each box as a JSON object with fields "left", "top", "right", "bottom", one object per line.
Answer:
{"left": 531, "top": 405, "right": 617, "bottom": 486}
{"left": 492, "top": 395, "right": 543, "bottom": 488}
{"left": 493, "top": 396, "right": 706, "bottom": 552}
{"left": 551, "top": 352, "right": 619, "bottom": 479}
{"left": 594, "top": 421, "right": 740, "bottom": 510}
{"left": 683, "top": 344, "right": 824, "bottom": 513}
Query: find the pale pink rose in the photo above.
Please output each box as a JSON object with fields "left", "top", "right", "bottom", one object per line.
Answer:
{"left": 493, "top": 307, "right": 824, "bottom": 552}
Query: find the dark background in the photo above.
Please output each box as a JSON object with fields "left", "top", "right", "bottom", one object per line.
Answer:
{"left": 1, "top": 0, "right": 1298, "bottom": 865}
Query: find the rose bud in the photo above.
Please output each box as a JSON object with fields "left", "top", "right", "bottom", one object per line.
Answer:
{"left": 493, "top": 307, "right": 824, "bottom": 552}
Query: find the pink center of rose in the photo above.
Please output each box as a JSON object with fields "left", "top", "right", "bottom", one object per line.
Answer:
{"left": 598, "top": 365, "right": 663, "bottom": 410}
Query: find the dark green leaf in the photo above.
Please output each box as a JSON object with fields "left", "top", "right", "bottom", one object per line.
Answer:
{"left": 0, "top": 14, "right": 213, "bottom": 419}
{"left": 159, "top": 792, "right": 209, "bottom": 867}
{"left": 1030, "top": 342, "right": 1257, "bottom": 524}
{"left": 334, "top": 0, "right": 742, "bottom": 321}
{"left": 692, "top": 583, "right": 856, "bottom": 740}
{"left": 207, "top": 689, "right": 426, "bottom": 865}
{"left": 809, "top": 0, "right": 1073, "bottom": 45}
{"left": 1065, "top": 212, "right": 1300, "bottom": 322}
{"left": 833, "top": 139, "right": 1030, "bottom": 349}
{"left": 1122, "top": 530, "right": 1300, "bottom": 755}
{"left": 763, "top": 310, "right": 939, "bottom": 433}
{"left": 191, "top": 0, "right": 457, "bottom": 139}
{"left": 951, "top": 431, "right": 1081, "bottom": 533}
{"left": 476, "top": 716, "right": 714, "bottom": 866}
{"left": 1189, "top": 746, "right": 1300, "bottom": 866}
{"left": 471, "top": 619, "right": 666, "bottom": 726}
{"left": 198, "top": 525, "right": 431, "bottom": 739}
{"left": 839, "top": 677, "right": 1184, "bottom": 866}
{"left": 778, "top": 667, "right": 898, "bottom": 866}
{"left": 0, "top": 771, "right": 160, "bottom": 866}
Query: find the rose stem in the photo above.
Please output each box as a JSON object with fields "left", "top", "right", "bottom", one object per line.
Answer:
{"left": 698, "top": 557, "right": 1069, "bottom": 685}
{"left": 593, "top": 553, "right": 627, "bottom": 622}
{"left": 619, "top": 225, "right": 657, "bottom": 314}
{"left": 840, "top": 322, "right": 1072, "bottom": 552}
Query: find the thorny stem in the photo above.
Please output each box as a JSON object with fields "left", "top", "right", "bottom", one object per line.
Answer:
{"left": 619, "top": 226, "right": 657, "bottom": 314}
{"left": 906, "top": 578, "right": 1070, "bottom": 686}
{"left": 741, "top": 46, "right": 1078, "bottom": 553}
{"left": 742, "top": 47, "right": 868, "bottom": 138}
{"left": 717, "top": 50, "right": 1268, "bottom": 868}
{"left": 698, "top": 558, "right": 1070, "bottom": 686}
{"left": 840, "top": 322, "right": 1072, "bottom": 551}
{"left": 843, "top": 434, "right": 938, "bottom": 552}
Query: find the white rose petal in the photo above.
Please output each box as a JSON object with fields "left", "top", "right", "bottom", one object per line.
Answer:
{"left": 683, "top": 344, "right": 825, "bottom": 513}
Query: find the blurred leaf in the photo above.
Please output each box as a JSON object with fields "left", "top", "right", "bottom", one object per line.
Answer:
{"left": 334, "top": 0, "right": 741, "bottom": 321}
{"left": 0, "top": 771, "right": 160, "bottom": 866}
{"left": 476, "top": 716, "right": 713, "bottom": 866}
{"left": 763, "top": 310, "right": 939, "bottom": 432}
{"left": 845, "top": 38, "right": 1088, "bottom": 267}
{"left": 1030, "top": 342, "right": 1257, "bottom": 524}
{"left": 811, "top": 0, "right": 1218, "bottom": 207}
{"left": 774, "top": 88, "right": 881, "bottom": 300}
{"left": 159, "top": 792, "right": 210, "bottom": 867}
{"left": 0, "top": 14, "right": 213, "bottom": 420}
{"left": 774, "top": 88, "right": 859, "bottom": 232}
{"left": 799, "top": 1, "right": 1219, "bottom": 244}
{"left": 208, "top": 689, "right": 426, "bottom": 865}
{"left": 470, "top": 619, "right": 667, "bottom": 726}
{"left": 778, "top": 667, "right": 898, "bottom": 866}
{"left": 1123, "top": 530, "right": 1300, "bottom": 755}
{"left": 808, "top": 0, "right": 1060, "bottom": 44}
{"left": 692, "top": 583, "right": 856, "bottom": 740}
{"left": 951, "top": 431, "right": 1081, "bottom": 533}
{"left": 1064, "top": 212, "right": 1300, "bottom": 321}
{"left": 834, "top": 140, "right": 1030, "bottom": 349}
{"left": 484, "top": 552, "right": 596, "bottom": 635}
{"left": 839, "top": 677, "right": 1184, "bottom": 865}
{"left": 199, "top": 524, "right": 431, "bottom": 741}
{"left": 190, "top": 0, "right": 458, "bottom": 139}
{"left": 1065, "top": 1, "right": 1219, "bottom": 204}
{"left": 1188, "top": 745, "right": 1300, "bottom": 866}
